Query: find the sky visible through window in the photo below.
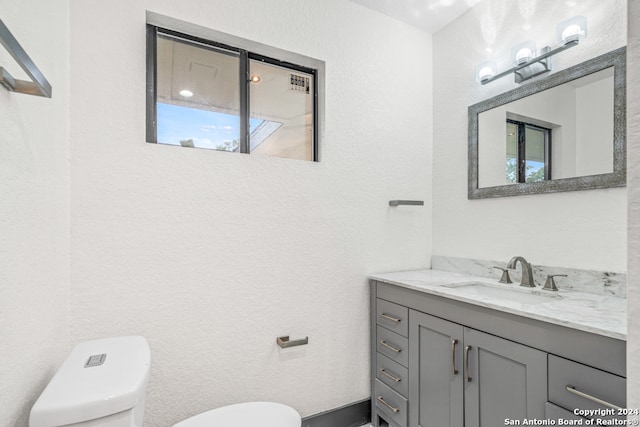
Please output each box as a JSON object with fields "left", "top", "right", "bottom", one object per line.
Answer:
{"left": 157, "top": 103, "right": 262, "bottom": 151}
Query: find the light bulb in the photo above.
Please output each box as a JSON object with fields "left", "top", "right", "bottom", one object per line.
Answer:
{"left": 179, "top": 89, "right": 193, "bottom": 98}
{"left": 556, "top": 16, "right": 587, "bottom": 45}
{"left": 511, "top": 41, "right": 537, "bottom": 66}
{"left": 561, "top": 24, "right": 582, "bottom": 44}
{"left": 515, "top": 48, "right": 534, "bottom": 65}
{"left": 250, "top": 75, "right": 261, "bottom": 83}
{"left": 475, "top": 61, "right": 497, "bottom": 83}
{"left": 478, "top": 66, "right": 495, "bottom": 82}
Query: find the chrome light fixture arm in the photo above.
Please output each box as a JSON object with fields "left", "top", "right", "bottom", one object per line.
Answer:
{"left": 480, "top": 40, "right": 579, "bottom": 85}
{"left": 477, "top": 15, "right": 587, "bottom": 86}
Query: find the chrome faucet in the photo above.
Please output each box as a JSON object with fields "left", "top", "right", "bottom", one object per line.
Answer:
{"left": 506, "top": 256, "right": 535, "bottom": 287}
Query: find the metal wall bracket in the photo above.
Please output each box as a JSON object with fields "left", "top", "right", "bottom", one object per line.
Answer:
{"left": 0, "top": 18, "right": 52, "bottom": 97}
{"left": 276, "top": 335, "right": 309, "bottom": 349}
{"left": 514, "top": 48, "right": 551, "bottom": 83}
{"left": 389, "top": 200, "right": 424, "bottom": 206}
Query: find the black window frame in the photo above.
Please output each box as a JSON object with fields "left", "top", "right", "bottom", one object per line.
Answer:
{"left": 146, "top": 24, "right": 319, "bottom": 162}
{"left": 507, "top": 119, "right": 552, "bottom": 183}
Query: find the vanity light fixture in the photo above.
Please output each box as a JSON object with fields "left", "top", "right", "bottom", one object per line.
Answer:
{"left": 476, "top": 16, "right": 587, "bottom": 85}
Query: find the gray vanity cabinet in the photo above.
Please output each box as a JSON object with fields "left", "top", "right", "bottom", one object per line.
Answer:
{"left": 370, "top": 279, "right": 626, "bottom": 427}
{"left": 408, "top": 310, "right": 546, "bottom": 427}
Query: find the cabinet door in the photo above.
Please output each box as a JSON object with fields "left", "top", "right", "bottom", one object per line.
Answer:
{"left": 464, "top": 328, "right": 547, "bottom": 427}
{"left": 409, "top": 310, "right": 464, "bottom": 427}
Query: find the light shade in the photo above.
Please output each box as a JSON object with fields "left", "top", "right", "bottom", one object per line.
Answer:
{"left": 475, "top": 60, "right": 497, "bottom": 83}
{"left": 511, "top": 40, "right": 537, "bottom": 66}
{"left": 556, "top": 16, "right": 587, "bottom": 45}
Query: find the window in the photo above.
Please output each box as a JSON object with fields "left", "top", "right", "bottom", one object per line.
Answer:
{"left": 506, "top": 119, "right": 551, "bottom": 183}
{"left": 146, "top": 22, "right": 320, "bottom": 161}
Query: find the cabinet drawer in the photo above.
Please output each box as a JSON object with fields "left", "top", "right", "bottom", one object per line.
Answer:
{"left": 548, "top": 355, "right": 625, "bottom": 420}
{"left": 377, "top": 326, "right": 408, "bottom": 367}
{"left": 376, "top": 353, "right": 409, "bottom": 397}
{"left": 374, "top": 379, "right": 407, "bottom": 427}
{"left": 377, "top": 299, "right": 408, "bottom": 337}
{"left": 545, "top": 402, "right": 587, "bottom": 422}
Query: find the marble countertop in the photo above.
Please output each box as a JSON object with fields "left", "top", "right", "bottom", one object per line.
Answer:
{"left": 370, "top": 269, "right": 626, "bottom": 340}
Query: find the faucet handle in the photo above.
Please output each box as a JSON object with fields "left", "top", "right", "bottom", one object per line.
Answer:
{"left": 542, "top": 274, "right": 567, "bottom": 291}
{"left": 493, "top": 267, "right": 513, "bottom": 284}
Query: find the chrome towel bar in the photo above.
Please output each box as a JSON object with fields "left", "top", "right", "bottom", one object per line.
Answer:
{"left": 0, "top": 18, "right": 52, "bottom": 97}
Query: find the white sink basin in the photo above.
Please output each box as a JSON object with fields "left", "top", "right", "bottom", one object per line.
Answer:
{"left": 441, "top": 282, "right": 560, "bottom": 305}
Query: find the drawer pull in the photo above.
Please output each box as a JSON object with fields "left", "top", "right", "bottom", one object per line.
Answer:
{"left": 464, "top": 345, "right": 472, "bottom": 382}
{"left": 380, "top": 340, "right": 402, "bottom": 353}
{"left": 377, "top": 396, "right": 400, "bottom": 413}
{"left": 380, "top": 369, "right": 401, "bottom": 382}
{"left": 452, "top": 339, "right": 459, "bottom": 375}
{"left": 380, "top": 313, "right": 402, "bottom": 323}
{"left": 565, "top": 385, "right": 622, "bottom": 410}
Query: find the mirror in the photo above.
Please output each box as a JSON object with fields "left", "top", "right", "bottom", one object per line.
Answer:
{"left": 468, "top": 47, "right": 626, "bottom": 199}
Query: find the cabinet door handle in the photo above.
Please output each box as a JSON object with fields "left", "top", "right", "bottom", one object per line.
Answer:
{"left": 451, "top": 339, "right": 459, "bottom": 375}
{"left": 377, "top": 396, "right": 400, "bottom": 413}
{"left": 380, "top": 313, "right": 402, "bottom": 323}
{"left": 380, "top": 340, "right": 402, "bottom": 353}
{"left": 380, "top": 369, "right": 401, "bottom": 382}
{"left": 464, "top": 345, "right": 472, "bottom": 382}
{"left": 565, "top": 385, "right": 622, "bottom": 410}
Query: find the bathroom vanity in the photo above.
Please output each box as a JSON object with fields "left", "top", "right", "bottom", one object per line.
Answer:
{"left": 369, "top": 269, "right": 626, "bottom": 427}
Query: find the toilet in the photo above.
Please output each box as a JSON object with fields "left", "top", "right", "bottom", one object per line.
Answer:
{"left": 29, "top": 336, "right": 301, "bottom": 427}
{"left": 29, "top": 336, "right": 151, "bottom": 427}
{"left": 173, "top": 401, "right": 302, "bottom": 427}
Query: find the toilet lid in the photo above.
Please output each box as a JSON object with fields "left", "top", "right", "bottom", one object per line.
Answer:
{"left": 174, "top": 402, "right": 301, "bottom": 427}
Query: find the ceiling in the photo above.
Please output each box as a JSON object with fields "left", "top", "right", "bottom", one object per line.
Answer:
{"left": 348, "top": 0, "right": 480, "bottom": 34}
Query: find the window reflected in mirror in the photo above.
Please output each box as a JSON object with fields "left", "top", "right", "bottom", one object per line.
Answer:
{"left": 506, "top": 120, "right": 550, "bottom": 184}
{"left": 478, "top": 67, "right": 614, "bottom": 189}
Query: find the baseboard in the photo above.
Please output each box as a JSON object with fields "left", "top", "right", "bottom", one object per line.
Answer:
{"left": 301, "top": 398, "right": 371, "bottom": 427}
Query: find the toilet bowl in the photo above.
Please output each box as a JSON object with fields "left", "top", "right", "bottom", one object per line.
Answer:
{"left": 173, "top": 401, "right": 302, "bottom": 427}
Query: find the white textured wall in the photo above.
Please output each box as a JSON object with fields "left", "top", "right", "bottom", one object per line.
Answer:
{"left": 627, "top": 0, "right": 640, "bottom": 413}
{"left": 575, "top": 75, "right": 614, "bottom": 176}
{"left": 0, "top": 0, "right": 70, "bottom": 425}
{"left": 433, "top": 0, "right": 627, "bottom": 271}
{"left": 69, "top": 1, "right": 432, "bottom": 425}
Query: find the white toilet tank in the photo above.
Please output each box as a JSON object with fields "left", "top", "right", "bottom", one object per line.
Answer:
{"left": 30, "top": 336, "right": 151, "bottom": 427}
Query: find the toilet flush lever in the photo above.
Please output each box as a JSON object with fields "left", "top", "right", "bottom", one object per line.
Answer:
{"left": 85, "top": 353, "right": 106, "bottom": 368}
{"left": 276, "top": 336, "right": 309, "bottom": 349}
